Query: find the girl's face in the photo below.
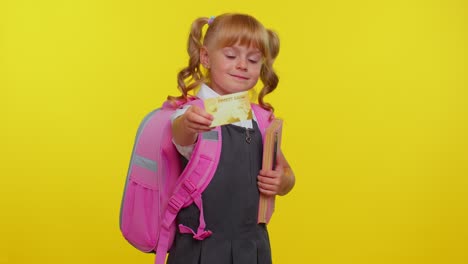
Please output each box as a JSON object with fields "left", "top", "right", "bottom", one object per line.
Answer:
{"left": 201, "top": 43, "right": 263, "bottom": 95}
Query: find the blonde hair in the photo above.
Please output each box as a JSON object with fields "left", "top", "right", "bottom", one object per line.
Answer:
{"left": 168, "top": 13, "right": 280, "bottom": 113}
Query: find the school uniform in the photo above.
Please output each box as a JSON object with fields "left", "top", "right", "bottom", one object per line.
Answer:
{"left": 167, "top": 84, "right": 272, "bottom": 264}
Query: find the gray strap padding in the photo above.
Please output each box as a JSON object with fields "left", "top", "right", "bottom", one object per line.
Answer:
{"left": 134, "top": 155, "right": 158, "bottom": 172}
{"left": 202, "top": 131, "right": 218, "bottom": 141}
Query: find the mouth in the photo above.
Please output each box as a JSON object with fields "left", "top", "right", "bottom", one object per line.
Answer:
{"left": 230, "top": 74, "right": 249, "bottom": 80}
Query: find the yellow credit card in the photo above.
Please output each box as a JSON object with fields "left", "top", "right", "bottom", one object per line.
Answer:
{"left": 204, "top": 91, "right": 253, "bottom": 127}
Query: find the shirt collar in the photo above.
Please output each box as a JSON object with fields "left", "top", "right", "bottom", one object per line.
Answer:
{"left": 197, "top": 83, "right": 219, "bottom": 100}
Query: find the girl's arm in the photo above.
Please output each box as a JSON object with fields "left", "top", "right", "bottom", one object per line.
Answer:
{"left": 257, "top": 151, "right": 296, "bottom": 196}
{"left": 172, "top": 105, "right": 213, "bottom": 146}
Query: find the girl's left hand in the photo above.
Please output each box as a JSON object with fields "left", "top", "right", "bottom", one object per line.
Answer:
{"left": 257, "top": 166, "right": 286, "bottom": 196}
{"left": 258, "top": 151, "right": 295, "bottom": 196}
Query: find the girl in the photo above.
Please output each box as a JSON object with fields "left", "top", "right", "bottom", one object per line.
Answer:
{"left": 168, "top": 13, "right": 295, "bottom": 264}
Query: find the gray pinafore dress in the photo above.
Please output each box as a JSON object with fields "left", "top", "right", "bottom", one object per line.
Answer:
{"left": 167, "top": 121, "right": 272, "bottom": 264}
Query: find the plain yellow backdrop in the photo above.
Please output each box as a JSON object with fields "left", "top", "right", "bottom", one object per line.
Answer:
{"left": 1, "top": 0, "right": 467, "bottom": 263}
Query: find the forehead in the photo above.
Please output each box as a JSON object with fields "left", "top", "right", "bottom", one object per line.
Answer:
{"left": 206, "top": 31, "right": 267, "bottom": 56}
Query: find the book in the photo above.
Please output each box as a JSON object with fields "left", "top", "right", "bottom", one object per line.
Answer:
{"left": 203, "top": 91, "right": 253, "bottom": 127}
{"left": 262, "top": 119, "right": 282, "bottom": 170}
{"left": 258, "top": 118, "right": 283, "bottom": 223}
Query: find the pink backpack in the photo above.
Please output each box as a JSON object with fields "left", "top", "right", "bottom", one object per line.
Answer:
{"left": 119, "top": 99, "right": 275, "bottom": 264}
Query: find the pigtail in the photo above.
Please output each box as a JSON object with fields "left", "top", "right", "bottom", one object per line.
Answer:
{"left": 258, "top": 29, "right": 280, "bottom": 116}
{"left": 267, "top": 29, "right": 280, "bottom": 60}
{"left": 167, "top": 17, "right": 209, "bottom": 104}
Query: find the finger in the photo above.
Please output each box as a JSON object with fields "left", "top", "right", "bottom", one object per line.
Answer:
{"left": 190, "top": 105, "right": 214, "bottom": 121}
{"left": 258, "top": 169, "right": 273, "bottom": 178}
{"left": 258, "top": 183, "right": 278, "bottom": 196}
{"left": 258, "top": 170, "right": 281, "bottom": 179}
{"left": 273, "top": 164, "right": 284, "bottom": 173}
{"left": 259, "top": 188, "right": 276, "bottom": 196}
{"left": 186, "top": 122, "right": 213, "bottom": 133}
{"left": 257, "top": 175, "right": 280, "bottom": 185}
{"left": 185, "top": 112, "right": 213, "bottom": 127}
{"left": 258, "top": 181, "right": 279, "bottom": 191}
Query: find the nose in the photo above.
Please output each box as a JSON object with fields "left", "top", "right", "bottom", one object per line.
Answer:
{"left": 236, "top": 58, "right": 247, "bottom": 71}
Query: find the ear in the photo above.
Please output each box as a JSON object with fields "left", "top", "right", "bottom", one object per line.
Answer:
{"left": 200, "top": 46, "right": 210, "bottom": 69}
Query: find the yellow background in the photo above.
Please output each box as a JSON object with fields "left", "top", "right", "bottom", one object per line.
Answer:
{"left": 1, "top": 0, "right": 467, "bottom": 263}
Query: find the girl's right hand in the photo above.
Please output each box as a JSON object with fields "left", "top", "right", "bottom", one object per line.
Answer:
{"left": 180, "top": 105, "right": 213, "bottom": 134}
{"left": 172, "top": 105, "right": 213, "bottom": 146}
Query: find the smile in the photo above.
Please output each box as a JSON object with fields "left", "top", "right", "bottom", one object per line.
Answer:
{"left": 230, "top": 74, "right": 249, "bottom": 80}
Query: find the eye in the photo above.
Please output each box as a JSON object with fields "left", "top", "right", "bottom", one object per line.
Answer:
{"left": 248, "top": 56, "right": 262, "bottom": 64}
{"left": 225, "top": 54, "right": 236, "bottom": 59}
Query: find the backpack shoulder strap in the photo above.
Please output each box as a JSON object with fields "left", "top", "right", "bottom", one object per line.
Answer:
{"left": 251, "top": 103, "right": 273, "bottom": 141}
{"left": 155, "top": 99, "right": 222, "bottom": 264}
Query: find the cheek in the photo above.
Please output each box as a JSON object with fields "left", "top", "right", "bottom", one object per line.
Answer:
{"left": 213, "top": 62, "right": 230, "bottom": 72}
{"left": 251, "top": 66, "right": 262, "bottom": 79}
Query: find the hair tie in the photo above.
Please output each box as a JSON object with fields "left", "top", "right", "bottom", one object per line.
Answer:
{"left": 208, "top": 16, "right": 215, "bottom": 25}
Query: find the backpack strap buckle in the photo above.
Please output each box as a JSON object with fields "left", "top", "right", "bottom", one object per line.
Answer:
{"left": 167, "top": 196, "right": 183, "bottom": 214}
{"left": 182, "top": 179, "right": 197, "bottom": 195}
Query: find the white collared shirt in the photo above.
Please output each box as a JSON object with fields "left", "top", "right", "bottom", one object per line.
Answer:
{"left": 171, "top": 83, "right": 257, "bottom": 159}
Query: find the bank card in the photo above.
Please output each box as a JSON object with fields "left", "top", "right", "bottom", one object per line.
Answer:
{"left": 204, "top": 91, "right": 253, "bottom": 127}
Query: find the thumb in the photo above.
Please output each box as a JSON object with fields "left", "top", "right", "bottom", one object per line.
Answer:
{"left": 273, "top": 162, "right": 284, "bottom": 173}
